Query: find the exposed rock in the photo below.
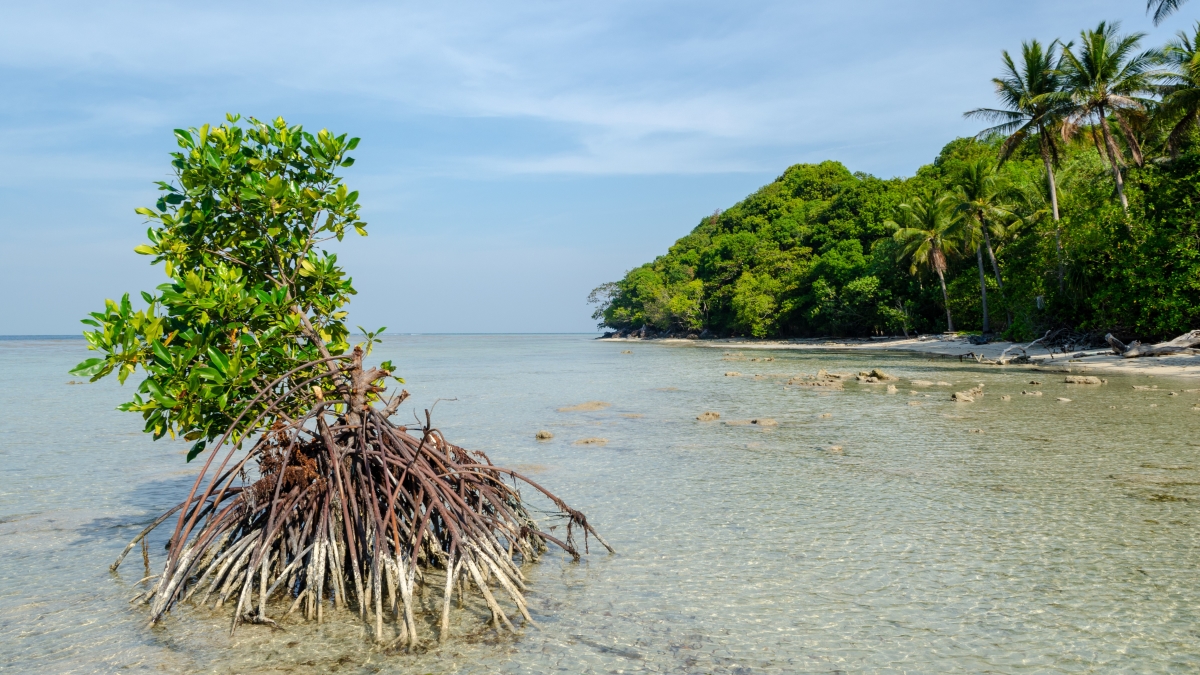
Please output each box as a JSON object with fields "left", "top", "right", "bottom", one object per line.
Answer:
{"left": 535, "top": 430, "right": 554, "bottom": 440}
{"left": 869, "top": 369, "right": 897, "bottom": 381}
{"left": 967, "top": 428, "right": 983, "bottom": 433}
{"left": 573, "top": 437, "right": 608, "bottom": 446}
{"left": 886, "top": 385, "right": 898, "bottom": 394}
{"left": 557, "top": 401, "right": 612, "bottom": 412}
{"left": 952, "top": 385, "right": 984, "bottom": 402}
{"left": 1065, "top": 375, "right": 1104, "bottom": 385}
{"left": 1029, "top": 380, "right": 1041, "bottom": 385}
{"left": 936, "top": 381, "right": 952, "bottom": 387}
{"left": 1001, "top": 395, "right": 1012, "bottom": 401}
{"left": 1057, "top": 397, "right": 1072, "bottom": 402}
{"left": 818, "top": 413, "right": 833, "bottom": 419}
{"left": 787, "top": 377, "right": 844, "bottom": 390}
{"left": 826, "top": 445, "right": 844, "bottom": 453}
{"left": 686, "top": 333, "right": 699, "bottom": 340}
{"left": 1023, "top": 390, "right": 1043, "bottom": 396}
{"left": 751, "top": 418, "right": 778, "bottom": 426}
{"left": 699, "top": 329, "right": 714, "bottom": 339}
{"left": 724, "top": 372, "right": 741, "bottom": 377}
{"left": 696, "top": 411, "right": 720, "bottom": 421}
{"left": 621, "top": 350, "right": 632, "bottom": 354}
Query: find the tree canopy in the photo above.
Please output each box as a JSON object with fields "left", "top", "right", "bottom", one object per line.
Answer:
{"left": 71, "top": 114, "right": 387, "bottom": 460}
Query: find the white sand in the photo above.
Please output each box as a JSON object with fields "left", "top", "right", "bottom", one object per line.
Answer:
{"left": 607, "top": 335, "right": 1200, "bottom": 379}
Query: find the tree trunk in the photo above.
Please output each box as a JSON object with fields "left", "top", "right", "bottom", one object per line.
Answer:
{"left": 1097, "top": 106, "right": 1129, "bottom": 211}
{"left": 981, "top": 225, "right": 1003, "bottom": 289}
{"left": 1114, "top": 110, "right": 1145, "bottom": 168}
{"left": 1039, "top": 133, "right": 1065, "bottom": 292}
{"left": 980, "top": 224, "right": 1011, "bottom": 329}
{"left": 975, "top": 245, "right": 990, "bottom": 334}
{"left": 936, "top": 268, "right": 954, "bottom": 333}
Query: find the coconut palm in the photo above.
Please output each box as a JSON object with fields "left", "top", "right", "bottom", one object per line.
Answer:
{"left": 1149, "top": 0, "right": 1188, "bottom": 25}
{"left": 1059, "top": 21, "right": 1159, "bottom": 211}
{"left": 952, "top": 158, "right": 1011, "bottom": 334}
{"left": 888, "top": 193, "right": 962, "bottom": 333}
{"left": 965, "top": 40, "right": 1071, "bottom": 289}
{"left": 1158, "top": 22, "right": 1200, "bottom": 154}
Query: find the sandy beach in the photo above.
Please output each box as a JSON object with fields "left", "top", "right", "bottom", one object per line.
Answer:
{"left": 603, "top": 335, "right": 1200, "bottom": 379}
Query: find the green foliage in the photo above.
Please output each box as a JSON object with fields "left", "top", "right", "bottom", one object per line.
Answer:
{"left": 72, "top": 114, "right": 379, "bottom": 459}
{"left": 591, "top": 136, "right": 1200, "bottom": 340}
{"left": 591, "top": 22, "right": 1200, "bottom": 342}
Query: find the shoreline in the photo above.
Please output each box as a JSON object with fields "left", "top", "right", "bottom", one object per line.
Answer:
{"left": 600, "top": 335, "right": 1200, "bottom": 379}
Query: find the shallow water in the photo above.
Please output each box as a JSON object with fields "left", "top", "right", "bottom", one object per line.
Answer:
{"left": 3, "top": 335, "right": 1200, "bottom": 674}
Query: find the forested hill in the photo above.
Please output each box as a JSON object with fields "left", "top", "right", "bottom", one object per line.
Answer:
{"left": 591, "top": 21, "right": 1200, "bottom": 342}
{"left": 588, "top": 137, "right": 1200, "bottom": 341}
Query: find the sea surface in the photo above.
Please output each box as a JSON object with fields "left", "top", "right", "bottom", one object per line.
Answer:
{"left": 3, "top": 334, "right": 1200, "bottom": 674}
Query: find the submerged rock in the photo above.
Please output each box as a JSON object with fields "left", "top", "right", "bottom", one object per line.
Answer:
{"left": 696, "top": 411, "right": 720, "bottom": 421}
{"left": 573, "top": 437, "right": 608, "bottom": 446}
{"left": 724, "top": 418, "right": 778, "bottom": 427}
{"left": 557, "top": 401, "right": 612, "bottom": 412}
{"left": 1023, "top": 390, "right": 1043, "bottom": 396}
{"left": 887, "top": 385, "right": 898, "bottom": 394}
{"left": 1065, "top": 375, "right": 1104, "bottom": 385}
{"left": 1057, "top": 397, "right": 1072, "bottom": 402}
{"left": 725, "top": 371, "right": 741, "bottom": 377}
{"left": 535, "top": 430, "right": 554, "bottom": 440}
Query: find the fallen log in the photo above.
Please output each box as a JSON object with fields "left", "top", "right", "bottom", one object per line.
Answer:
{"left": 1105, "top": 330, "right": 1200, "bottom": 358}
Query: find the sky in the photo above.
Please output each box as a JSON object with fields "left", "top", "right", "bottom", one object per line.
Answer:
{"left": 0, "top": 1, "right": 1194, "bottom": 335}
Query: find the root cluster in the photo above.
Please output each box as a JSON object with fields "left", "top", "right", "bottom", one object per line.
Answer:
{"left": 113, "top": 348, "right": 610, "bottom": 646}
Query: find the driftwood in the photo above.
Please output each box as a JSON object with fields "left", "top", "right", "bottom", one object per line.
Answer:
{"left": 1105, "top": 330, "right": 1200, "bottom": 358}
{"left": 112, "top": 346, "right": 611, "bottom": 647}
{"left": 996, "top": 329, "right": 1056, "bottom": 365}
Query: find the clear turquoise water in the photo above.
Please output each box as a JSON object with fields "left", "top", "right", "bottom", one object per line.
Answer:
{"left": 3, "top": 335, "right": 1200, "bottom": 674}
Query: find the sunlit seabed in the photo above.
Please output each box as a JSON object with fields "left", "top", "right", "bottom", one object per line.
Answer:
{"left": 2, "top": 335, "right": 1200, "bottom": 674}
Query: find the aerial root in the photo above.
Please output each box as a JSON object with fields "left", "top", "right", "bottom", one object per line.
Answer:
{"left": 112, "top": 353, "right": 610, "bottom": 647}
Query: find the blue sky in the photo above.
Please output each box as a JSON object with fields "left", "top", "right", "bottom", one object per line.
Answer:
{"left": 0, "top": 1, "right": 1193, "bottom": 334}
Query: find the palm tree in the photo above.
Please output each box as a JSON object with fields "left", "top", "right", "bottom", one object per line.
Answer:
{"left": 1158, "top": 22, "right": 1200, "bottom": 154}
{"left": 888, "top": 193, "right": 962, "bottom": 333}
{"left": 952, "top": 158, "right": 1011, "bottom": 334}
{"left": 1149, "top": 0, "right": 1188, "bottom": 25}
{"left": 1059, "top": 22, "right": 1159, "bottom": 211}
{"left": 965, "top": 39, "right": 1071, "bottom": 289}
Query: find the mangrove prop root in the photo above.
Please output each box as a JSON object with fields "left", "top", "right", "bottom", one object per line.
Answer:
{"left": 114, "top": 348, "right": 611, "bottom": 646}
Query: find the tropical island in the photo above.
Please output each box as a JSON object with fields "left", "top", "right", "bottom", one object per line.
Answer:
{"left": 589, "top": 20, "right": 1200, "bottom": 346}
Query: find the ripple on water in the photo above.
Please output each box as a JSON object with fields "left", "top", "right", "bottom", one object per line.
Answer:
{"left": 3, "top": 336, "right": 1200, "bottom": 673}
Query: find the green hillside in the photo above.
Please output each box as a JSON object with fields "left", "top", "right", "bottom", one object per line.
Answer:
{"left": 591, "top": 26, "right": 1200, "bottom": 342}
